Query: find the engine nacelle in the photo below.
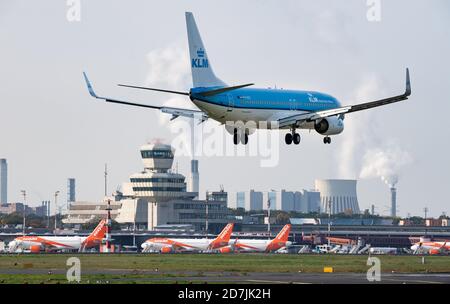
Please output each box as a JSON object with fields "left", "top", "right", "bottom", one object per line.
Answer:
{"left": 160, "top": 246, "right": 173, "bottom": 254}
{"left": 429, "top": 249, "right": 441, "bottom": 255}
{"left": 30, "top": 245, "right": 41, "bottom": 253}
{"left": 314, "top": 116, "right": 344, "bottom": 135}
{"left": 219, "top": 246, "right": 233, "bottom": 253}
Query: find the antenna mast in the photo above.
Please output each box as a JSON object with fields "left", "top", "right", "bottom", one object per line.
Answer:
{"left": 104, "top": 163, "right": 108, "bottom": 197}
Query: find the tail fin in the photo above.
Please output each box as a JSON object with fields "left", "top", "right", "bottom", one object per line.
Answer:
{"left": 87, "top": 219, "right": 107, "bottom": 241}
{"left": 208, "top": 223, "right": 234, "bottom": 250}
{"left": 80, "top": 219, "right": 107, "bottom": 251}
{"left": 215, "top": 223, "right": 234, "bottom": 243}
{"left": 274, "top": 224, "right": 291, "bottom": 242}
{"left": 185, "top": 12, "right": 226, "bottom": 88}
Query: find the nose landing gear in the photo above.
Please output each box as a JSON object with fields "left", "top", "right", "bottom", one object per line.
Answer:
{"left": 323, "top": 136, "right": 331, "bottom": 144}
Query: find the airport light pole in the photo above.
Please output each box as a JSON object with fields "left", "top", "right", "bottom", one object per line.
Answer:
{"left": 54, "top": 191, "right": 60, "bottom": 233}
{"left": 424, "top": 207, "right": 429, "bottom": 236}
{"left": 133, "top": 199, "right": 136, "bottom": 247}
{"left": 268, "top": 189, "right": 275, "bottom": 240}
{"left": 20, "top": 190, "right": 26, "bottom": 236}
{"left": 327, "top": 199, "right": 332, "bottom": 247}
{"left": 104, "top": 163, "right": 108, "bottom": 197}
{"left": 46, "top": 201, "right": 50, "bottom": 228}
{"left": 205, "top": 193, "right": 209, "bottom": 239}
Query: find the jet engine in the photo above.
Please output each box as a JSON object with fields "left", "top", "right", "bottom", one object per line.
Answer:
{"left": 30, "top": 245, "right": 41, "bottom": 253}
{"left": 218, "top": 246, "right": 233, "bottom": 253}
{"left": 429, "top": 249, "right": 441, "bottom": 255}
{"left": 160, "top": 246, "right": 173, "bottom": 254}
{"left": 314, "top": 116, "right": 344, "bottom": 135}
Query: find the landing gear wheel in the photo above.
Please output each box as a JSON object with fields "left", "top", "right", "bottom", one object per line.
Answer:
{"left": 233, "top": 129, "right": 239, "bottom": 145}
{"left": 293, "top": 133, "right": 301, "bottom": 145}
{"left": 323, "top": 136, "right": 331, "bottom": 144}
{"left": 285, "top": 133, "right": 293, "bottom": 145}
{"left": 240, "top": 133, "right": 249, "bottom": 145}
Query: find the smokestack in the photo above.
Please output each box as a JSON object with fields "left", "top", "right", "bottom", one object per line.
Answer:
{"left": 189, "top": 159, "right": 199, "bottom": 198}
{"left": 0, "top": 159, "right": 7, "bottom": 203}
{"left": 390, "top": 187, "right": 397, "bottom": 218}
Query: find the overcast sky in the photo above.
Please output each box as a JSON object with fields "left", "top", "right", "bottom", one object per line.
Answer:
{"left": 1, "top": 0, "right": 449, "bottom": 217}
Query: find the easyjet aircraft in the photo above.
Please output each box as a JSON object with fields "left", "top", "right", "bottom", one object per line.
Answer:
{"left": 141, "top": 223, "right": 234, "bottom": 253}
{"left": 223, "top": 224, "right": 292, "bottom": 253}
{"left": 411, "top": 240, "right": 450, "bottom": 255}
{"left": 8, "top": 219, "right": 107, "bottom": 253}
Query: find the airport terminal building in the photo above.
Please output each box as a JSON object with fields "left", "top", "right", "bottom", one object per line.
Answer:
{"left": 63, "top": 142, "right": 229, "bottom": 232}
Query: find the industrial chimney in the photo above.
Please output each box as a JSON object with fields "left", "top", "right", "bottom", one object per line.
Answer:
{"left": 189, "top": 159, "right": 199, "bottom": 198}
{"left": 390, "top": 187, "right": 397, "bottom": 218}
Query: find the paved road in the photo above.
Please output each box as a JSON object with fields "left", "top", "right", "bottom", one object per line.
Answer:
{"left": 1, "top": 268, "right": 449, "bottom": 284}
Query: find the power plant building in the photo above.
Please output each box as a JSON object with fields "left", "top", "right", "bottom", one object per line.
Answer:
{"left": 315, "top": 179, "right": 361, "bottom": 215}
{"left": 390, "top": 187, "right": 397, "bottom": 218}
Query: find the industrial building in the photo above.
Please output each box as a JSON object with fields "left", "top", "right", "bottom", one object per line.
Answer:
{"left": 0, "top": 202, "right": 47, "bottom": 217}
{"left": 274, "top": 190, "right": 320, "bottom": 213}
{"left": 0, "top": 159, "right": 7, "bottom": 203}
{"left": 230, "top": 189, "right": 320, "bottom": 213}
{"left": 67, "top": 178, "right": 76, "bottom": 203}
{"left": 206, "top": 189, "right": 227, "bottom": 203}
{"left": 233, "top": 190, "right": 263, "bottom": 211}
{"left": 63, "top": 142, "right": 229, "bottom": 232}
{"left": 315, "top": 179, "right": 361, "bottom": 214}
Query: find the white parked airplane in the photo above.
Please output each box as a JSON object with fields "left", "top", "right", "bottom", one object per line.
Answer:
{"left": 84, "top": 12, "right": 411, "bottom": 146}
{"left": 411, "top": 240, "right": 450, "bottom": 255}
{"left": 141, "top": 223, "right": 234, "bottom": 253}
{"left": 221, "top": 224, "right": 292, "bottom": 253}
{"left": 8, "top": 219, "right": 107, "bottom": 253}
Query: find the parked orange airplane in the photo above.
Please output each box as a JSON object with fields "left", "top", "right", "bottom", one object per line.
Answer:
{"left": 141, "top": 223, "right": 234, "bottom": 253}
{"left": 8, "top": 219, "right": 107, "bottom": 253}
{"left": 220, "top": 224, "right": 292, "bottom": 253}
{"left": 411, "top": 240, "right": 450, "bottom": 255}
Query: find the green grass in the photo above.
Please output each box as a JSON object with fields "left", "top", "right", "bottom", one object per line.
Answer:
{"left": 0, "top": 273, "right": 208, "bottom": 284}
{"left": 1, "top": 253, "right": 449, "bottom": 274}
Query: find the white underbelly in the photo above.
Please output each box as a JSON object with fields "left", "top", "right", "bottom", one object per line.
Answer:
{"left": 192, "top": 99, "right": 311, "bottom": 130}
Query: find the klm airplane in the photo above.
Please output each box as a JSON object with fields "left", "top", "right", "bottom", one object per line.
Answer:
{"left": 83, "top": 12, "right": 411, "bottom": 145}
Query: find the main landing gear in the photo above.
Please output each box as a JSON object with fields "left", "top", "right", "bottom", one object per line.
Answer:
{"left": 233, "top": 128, "right": 249, "bottom": 145}
{"left": 323, "top": 136, "right": 331, "bottom": 144}
{"left": 285, "top": 128, "right": 301, "bottom": 145}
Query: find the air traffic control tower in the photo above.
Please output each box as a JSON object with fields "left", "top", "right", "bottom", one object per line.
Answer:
{"left": 128, "top": 143, "right": 198, "bottom": 229}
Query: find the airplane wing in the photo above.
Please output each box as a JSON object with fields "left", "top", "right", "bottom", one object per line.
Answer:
{"left": 278, "top": 69, "right": 411, "bottom": 129}
{"left": 83, "top": 72, "right": 208, "bottom": 122}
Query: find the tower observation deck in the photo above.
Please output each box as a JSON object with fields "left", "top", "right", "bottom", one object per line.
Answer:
{"left": 129, "top": 143, "right": 196, "bottom": 202}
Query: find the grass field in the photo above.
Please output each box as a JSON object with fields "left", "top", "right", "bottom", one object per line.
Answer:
{"left": 0, "top": 254, "right": 449, "bottom": 284}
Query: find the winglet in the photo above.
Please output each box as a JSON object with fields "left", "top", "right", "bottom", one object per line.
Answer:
{"left": 83, "top": 72, "right": 99, "bottom": 98}
{"left": 405, "top": 68, "right": 411, "bottom": 96}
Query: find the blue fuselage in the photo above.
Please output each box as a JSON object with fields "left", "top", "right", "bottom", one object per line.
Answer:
{"left": 190, "top": 87, "right": 341, "bottom": 128}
